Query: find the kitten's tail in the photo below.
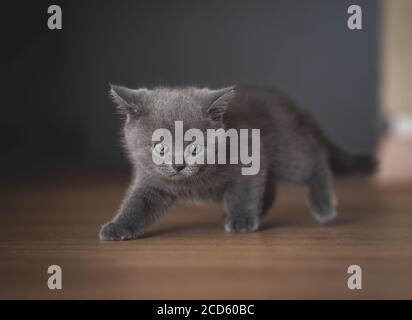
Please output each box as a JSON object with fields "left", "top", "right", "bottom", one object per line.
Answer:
{"left": 326, "top": 143, "right": 378, "bottom": 176}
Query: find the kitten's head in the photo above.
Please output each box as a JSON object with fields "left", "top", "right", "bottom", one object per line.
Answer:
{"left": 110, "top": 84, "right": 235, "bottom": 180}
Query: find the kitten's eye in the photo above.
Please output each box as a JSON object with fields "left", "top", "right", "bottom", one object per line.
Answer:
{"left": 154, "top": 143, "right": 168, "bottom": 156}
{"left": 188, "top": 143, "right": 202, "bottom": 156}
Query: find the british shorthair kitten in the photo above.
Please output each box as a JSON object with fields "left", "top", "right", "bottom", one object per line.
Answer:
{"left": 99, "top": 84, "right": 376, "bottom": 240}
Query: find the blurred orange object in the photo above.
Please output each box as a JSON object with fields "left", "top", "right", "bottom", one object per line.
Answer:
{"left": 377, "top": 131, "right": 412, "bottom": 185}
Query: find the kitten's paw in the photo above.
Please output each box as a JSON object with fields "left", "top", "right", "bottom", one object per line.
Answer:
{"left": 224, "top": 216, "right": 260, "bottom": 233}
{"left": 308, "top": 195, "right": 338, "bottom": 224}
{"left": 99, "top": 221, "right": 143, "bottom": 241}
{"left": 311, "top": 208, "right": 337, "bottom": 224}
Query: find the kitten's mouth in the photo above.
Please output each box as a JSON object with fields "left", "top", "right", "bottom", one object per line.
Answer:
{"left": 167, "top": 169, "right": 200, "bottom": 180}
{"left": 156, "top": 165, "right": 201, "bottom": 180}
{"left": 168, "top": 172, "right": 192, "bottom": 180}
{"left": 169, "top": 174, "right": 185, "bottom": 180}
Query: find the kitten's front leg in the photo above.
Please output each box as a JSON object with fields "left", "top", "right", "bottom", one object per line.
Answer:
{"left": 99, "top": 181, "right": 175, "bottom": 240}
{"left": 223, "top": 174, "right": 271, "bottom": 233}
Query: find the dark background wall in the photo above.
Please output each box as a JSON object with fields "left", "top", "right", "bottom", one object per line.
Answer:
{"left": 0, "top": 0, "right": 378, "bottom": 179}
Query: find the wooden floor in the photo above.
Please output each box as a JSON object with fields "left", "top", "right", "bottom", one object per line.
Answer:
{"left": 1, "top": 177, "right": 411, "bottom": 299}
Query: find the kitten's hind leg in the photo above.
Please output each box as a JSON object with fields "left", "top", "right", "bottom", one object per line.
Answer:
{"left": 223, "top": 174, "right": 268, "bottom": 233}
{"left": 307, "top": 166, "right": 337, "bottom": 224}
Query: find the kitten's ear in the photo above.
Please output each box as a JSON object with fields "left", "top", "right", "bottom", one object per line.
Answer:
{"left": 109, "top": 84, "right": 147, "bottom": 117}
{"left": 204, "top": 86, "right": 236, "bottom": 121}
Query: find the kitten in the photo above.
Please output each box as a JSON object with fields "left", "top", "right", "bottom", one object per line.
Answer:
{"left": 99, "top": 84, "right": 377, "bottom": 240}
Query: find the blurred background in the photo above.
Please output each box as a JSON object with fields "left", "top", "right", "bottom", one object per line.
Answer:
{"left": 2, "top": 0, "right": 411, "bottom": 184}
{"left": 1, "top": 0, "right": 389, "bottom": 182}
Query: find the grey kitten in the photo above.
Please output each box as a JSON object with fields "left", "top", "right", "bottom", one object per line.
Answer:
{"left": 99, "top": 84, "right": 376, "bottom": 240}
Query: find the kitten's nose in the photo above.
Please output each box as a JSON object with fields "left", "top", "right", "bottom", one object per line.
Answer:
{"left": 172, "top": 164, "right": 185, "bottom": 172}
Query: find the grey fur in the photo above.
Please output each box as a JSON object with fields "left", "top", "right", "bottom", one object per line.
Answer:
{"left": 99, "top": 84, "right": 376, "bottom": 240}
